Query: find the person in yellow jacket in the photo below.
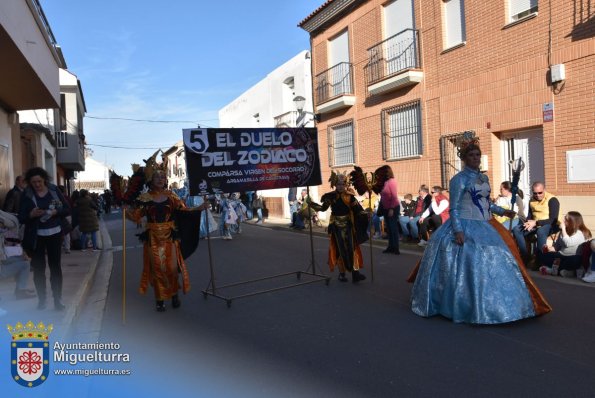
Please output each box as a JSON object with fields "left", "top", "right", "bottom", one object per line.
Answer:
{"left": 512, "top": 181, "right": 560, "bottom": 265}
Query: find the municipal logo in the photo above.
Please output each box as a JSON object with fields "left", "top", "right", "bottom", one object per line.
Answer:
{"left": 7, "top": 321, "right": 53, "bottom": 387}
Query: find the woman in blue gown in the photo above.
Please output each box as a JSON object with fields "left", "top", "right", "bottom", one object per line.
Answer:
{"left": 410, "top": 139, "right": 551, "bottom": 324}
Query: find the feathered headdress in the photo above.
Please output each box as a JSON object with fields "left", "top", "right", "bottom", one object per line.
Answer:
{"left": 142, "top": 150, "right": 168, "bottom": 182}
{"left": 457, "top": 130, "right": 480, "bottom": 159}
{"left": 329, "top": 170, "right": 349, "bottom": 189}
{"left": 349, "top": 166, "right": 372, "bottom": 196}
{"left": 109, "top": 149, "right": 168, "bottom": 205}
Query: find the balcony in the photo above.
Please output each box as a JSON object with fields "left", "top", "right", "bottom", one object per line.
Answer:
{"left": 274, "top": 111, "right": 299, "bottom": 127}
{"left": 365, "top": 29, "right": 423, "bottom": 96}
{"left": 314, "top": 62, "right": 355, "bottom": 114}
{"left": 55, "top": 131, "right": 85, "bottom": 171}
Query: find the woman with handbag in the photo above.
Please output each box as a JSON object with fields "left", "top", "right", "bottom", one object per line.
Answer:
{"left": 374, "top": 165, "right": 401, "bottom": 254}
{"left": 18, "top": 167, "right": 71, "bottom": 310}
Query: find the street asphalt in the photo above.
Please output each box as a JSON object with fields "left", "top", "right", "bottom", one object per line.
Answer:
{"left": 3, "top": 212, "right": 595, "bottom": 397}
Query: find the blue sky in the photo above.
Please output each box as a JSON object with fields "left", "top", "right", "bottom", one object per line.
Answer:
{"left": 41, "top": 0, "right": 323, "bottom": 175}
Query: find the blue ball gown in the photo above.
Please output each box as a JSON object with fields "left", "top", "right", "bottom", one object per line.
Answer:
{"left": 410, "top": 167, "right": 551, "bottom": 324}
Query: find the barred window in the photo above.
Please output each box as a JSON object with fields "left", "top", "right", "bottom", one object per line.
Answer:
{"left": 382, "top": 101, "right": 422, "bottom": 160}
{"left": 328, "top": 120, "right": 355, "bottom": 167}
{"left": 439, "top": 130, "right": 475, "bottom": 189}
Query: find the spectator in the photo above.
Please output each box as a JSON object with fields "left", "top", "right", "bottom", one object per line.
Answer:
{"left": 375, "top": 165, "right": 400, "bottom": 255}
{"left": 58, "top": 185, "right": 73, "bottom": 254}
{"left": 401, "top": 185, "right": 432, "bottom": 242}
{"left": 102, "top": 189, "right": 113, "bottom": 214}
{"left": 399, "top": 193, "right": 416, "bottom": 241}
{"left": 18, "top": 167, "right": 71, "bottom": 310}
{"left": 418, "top": 186, "right": 450, "bottom": 246}
{"left": 512, "top": 181, "right": 560, "bottom": 267}
{"left": 77, "top": 189, "right": 100, "bottom": 251}
{"left": 0, "top": 210, "right": 36, "bottom": 300}
{"left": 493, "top": 181, "right": 525, "bottom": 230}
{"left": 539, "top": 211, "right": 591, "bottom": 277}
{"left": 288, "top": 187, "right": 298, "bottom": 226}
{"left": 252, "top": 192, "right": 263, "bottom": 224}
{"left": 370, "top": 194, "right": 384, "bottom": 239}
{"left": 292, "top": 189, "right": 310, "bottom": 230}
{"left": 2, "top": 175, "right": 26, "bottom": 214}
{"left": 582, "top": 240, "right": 595, "bottom": 283}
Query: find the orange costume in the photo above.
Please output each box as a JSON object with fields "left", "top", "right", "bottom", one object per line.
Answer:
{"left": 126, "top": 190, "right": 194, "bottom": 300}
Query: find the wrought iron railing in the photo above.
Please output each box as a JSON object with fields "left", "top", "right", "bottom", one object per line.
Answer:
{"left": 314, "top": 62, "right": 354, "bottom": 105}
{"left": 365, "top": 29, "right": 420, "bottom": 87}
{"left": 31, "top": 0, "right": 58, "bottom": 46}
{"left": 274, "top": 111, "right": 299, "bottom": 127}
{"left": 55, "top": 131, "right": 68, "bottom": 149}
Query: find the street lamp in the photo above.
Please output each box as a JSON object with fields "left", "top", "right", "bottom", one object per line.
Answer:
{"left": 293, "top": 95, "right": 306, "bottom": 114}
{"left": 293, "top": 95, "right": 318, "bottom": 127}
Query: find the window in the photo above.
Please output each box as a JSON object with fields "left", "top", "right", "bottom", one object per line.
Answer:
{"left": 509, "top": 0, "right": 538, "bottom": 22}
{"left": 382, "top": 101, "right": 422, "bottom": 160}
{"left": 443, "top": 0, "right": 466, "bottom": 48}
{"left": 384, "top": 0, "right": 416, "bottom": 74}
{"left": 60, "top": 94, "right": 67, "bottom": 131}
{"left": 328, "top": 30, "right": 351, "bottom": 97}
{"left": 328, "top": 120, "right": 355, "bottom": 167}
{"left": 439, "top": 130, "right": 475, "bottom": 189}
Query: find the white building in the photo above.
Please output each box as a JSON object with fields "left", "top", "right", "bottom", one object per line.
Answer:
{"left": 74, "top": 157, "right": 110, "bottom": 194}
{"left": 163, "top": 140, "right": 186, "bottom": 190}
{"left": 218, "top": 50, "right": 319, "bottom": 219}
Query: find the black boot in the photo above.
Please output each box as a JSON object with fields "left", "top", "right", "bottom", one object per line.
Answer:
{"left": 172, "top": 295, "right": 181, "bottom": 308}
{"left": 352, "top": 270, "right": 367, "bottom": 283}
{"left": 156, "top": 300, "right": 166, "bottom": 312}
{"left": 338, "top": 273, "right": 348, "bottom": 282}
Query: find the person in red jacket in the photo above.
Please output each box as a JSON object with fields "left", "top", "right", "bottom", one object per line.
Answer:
{"left": 418, "top": 186, "right": 450, "bottom": 246}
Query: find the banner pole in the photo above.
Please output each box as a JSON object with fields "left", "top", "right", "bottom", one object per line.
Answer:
{"left": 368, "top": 192, "right": 374, "bottom": 282}
{"left": 205, "top": 196, "right": 217, "bottom": 294}
{"left": 122, "top": 207, "right": 126, "bottom": 325}
{"left": 307, "top": 186, "right": 316, "bottom": 273}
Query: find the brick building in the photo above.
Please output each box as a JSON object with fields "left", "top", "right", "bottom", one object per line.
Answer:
{"left": 299, "top": 0, "right": 595, "bottom": 224}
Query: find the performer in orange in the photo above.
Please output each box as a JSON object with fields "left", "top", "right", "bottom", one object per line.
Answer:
{"left": 113, "top": 151, "right": 207, "bottom": 312}
{"left": 307, "top": 172, "right": 368, "bottom": 283}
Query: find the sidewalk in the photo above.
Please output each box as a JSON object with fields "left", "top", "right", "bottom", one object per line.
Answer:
{"left": 1, "top": 220, "right": 112, "bottom": 341}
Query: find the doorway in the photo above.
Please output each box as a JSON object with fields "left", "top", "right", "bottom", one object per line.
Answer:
{"left": 500, "top": 129, "right": 545, "bottom": 209}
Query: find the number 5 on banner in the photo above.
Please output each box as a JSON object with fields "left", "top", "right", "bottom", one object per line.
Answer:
{"left": 183, "top": 128, "right": 209, "bottom": 154}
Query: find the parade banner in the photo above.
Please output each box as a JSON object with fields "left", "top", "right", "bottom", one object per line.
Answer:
{"left": 183, "top": 127, "right": 322, "bottom": 195}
